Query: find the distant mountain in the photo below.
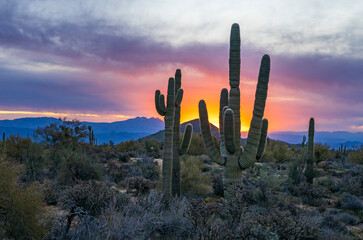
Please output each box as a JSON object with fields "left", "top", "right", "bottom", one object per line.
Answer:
{"left": 143, "top": 119, "right": 223, "bottom": 143}
{"left": 0, "top": 117, "right": 361, "bottom": 148}
{"left": 0, "top": 117, "right": 164, "bottom": 144}
{"left": 268, "top": 131, "right": 363, "bottom": 149}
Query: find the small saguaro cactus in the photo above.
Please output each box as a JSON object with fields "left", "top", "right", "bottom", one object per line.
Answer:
{"left": 305, "top": 117, "right": 315, "bottom": 183}
{"left": 155, "top": 70, "right": 192, "bottom": 198}
{"left": 172, "top": 70, "right": 193, "bottom": 197}
{"left": 302, "top": 135, "right": 306, "bottom": 147}
{"left": 88, "top": 126, "right": 93, "bottom": 145}
{"left": 199, "top": 23, "right": 270, "bottom": 198}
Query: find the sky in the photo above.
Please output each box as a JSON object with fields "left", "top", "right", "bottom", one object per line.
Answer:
{"left": 0, "top": 0, "right": 362, "bottom": 132}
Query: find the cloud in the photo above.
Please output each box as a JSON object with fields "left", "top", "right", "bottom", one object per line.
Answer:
{"left": 0, "top": 0, "right": 362, "bottom": 132}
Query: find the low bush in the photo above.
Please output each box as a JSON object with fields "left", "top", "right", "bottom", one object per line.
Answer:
{"left": 61, "top": 180, "right": 129, "bottom": 217}
{"left": 124, "top": 176, "right": 155, "bottom": 195}
{"left": 181, "top": 156, "right": 211, "bottom": 195}
{"left": 314, "top": 143, "right": 333, "bottom": 163}
{"left": 339, "top": 193, "right": 363, "bottom": 211}
{"left": 0, "top": 157, "right": 49, "bottom": 240}
{"left": 57, "top": 151, "right": 102, "bottom": 186}
{"left": 349, "top": 145, "right": 363, "bottom": 164}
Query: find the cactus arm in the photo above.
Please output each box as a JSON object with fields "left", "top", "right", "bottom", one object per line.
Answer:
{"left": 199, "top": 100, "right": 225, "bottom": 165}
{"left": 175, "top": 89, "right": 183, "bottom": 107}
{"left": 224, "top": 108, "right": 236, "bottom": 154}
{"left": 219, "top": 89, "right": 229, "bottom": 157}
{"left": 256, "top": 118, "right": 268, "bottom": 160}
{"left": 155, "top": 90, "right": 166, "bottom": 116}
{"left": 239, "top": 54, "right": 270, "bottom": 169}
{"left": 159, "top": 94, "right": 167, "bottom": 114}
{"left": 229, "top": 24, "right": 241, "bottom": 150}
{"left": 302, "top": 135, "right": 306, "bottom": 147}
{"left": 179, "top": 124, "right": 193, "bottom": 155}
{"left": 162, "top": 77, "right": 175, "bottom": 198}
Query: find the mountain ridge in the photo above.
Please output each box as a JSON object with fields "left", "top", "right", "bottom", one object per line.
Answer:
{"left": 0, "top": 117, "right": 361, "bottom": 148}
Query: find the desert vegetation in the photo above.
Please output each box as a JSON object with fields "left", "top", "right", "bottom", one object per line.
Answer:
{"left": 0, "top": 118, "right": 362, "bottom": 239}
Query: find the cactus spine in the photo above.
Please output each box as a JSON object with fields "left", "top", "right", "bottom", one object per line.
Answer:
{"left": 155, "top": 70, "right": 192, "bottom": 198}
{"left": 305, "top": 117, "right": 315, "bottom": 183}
{"left": 199, "top": 23, "right": 270, "bottom": 198}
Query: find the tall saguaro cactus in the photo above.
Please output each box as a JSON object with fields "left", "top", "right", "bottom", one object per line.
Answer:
{"left": 155, "top": 77, "right": 176, "bottom": 198}
{"left": 199, "top": 23, "right": 270, "bottom": 198}
{"left": 155, "top": 70, "right": 193, "bottom": 198}
{"left": 305, "top": 117, "right": 315, "bottom": 183}
{"left": 172, "top": 70, "right": 193, "bottom": 197}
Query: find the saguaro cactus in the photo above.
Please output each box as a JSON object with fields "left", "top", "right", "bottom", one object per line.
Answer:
{"left": 88, "top": 126, "right": 95, "bottom": 145}
{"left": 155, "top": 77, "right": 176, "bottom": 198}
{"left": 199, "top": 23, "right": 270, "bottom": 198}
{"left": 305, "top": 117, "right": 315, "bottom": 183}
{"left": 172, "top": 70, "right": 193, "bottom": 197}
{"left": 302, "top": 135, "right": 306, "bottom": 148}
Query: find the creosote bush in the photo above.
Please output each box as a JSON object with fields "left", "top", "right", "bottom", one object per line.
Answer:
{"left": 0, "top": 157, "right": 49, "bottom": 240}
{"left": 314, "top": 143, "right": 332, "bottom": 163}
{"left": 181, "top": 156, "right": 211, "bottom": 195}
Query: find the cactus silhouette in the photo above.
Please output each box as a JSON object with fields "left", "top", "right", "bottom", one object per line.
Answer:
{"left": 155, "top": 70, "right": 192, "bottom": 198}
{"left": 88, "top": 126, "right": 95, "bottom": 145}
{"left": 305, "top": 117, "right": 315, "bottom": 183}
{"left": 199, "top": 23, "right": 270, "bottom": 198}
{"left": 172, "top": 70, "right": 193, "bottom": 197}
{"left": 302, "top": 135, "right": 306, "bottom": 147}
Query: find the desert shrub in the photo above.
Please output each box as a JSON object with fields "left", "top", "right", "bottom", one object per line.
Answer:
{"left": 124, "top": 176, "right": 155, "bottom": 195}
{"left": 349, "top": 145, "right": 363, "bottom": 164}
{"left": 116, "top": 140, "right": 143, "bottom": 156}
{"left": 339, "top": 193, "right": 363, "bottom": 211}
{"left": 181, "top": 156, "right": 211, "bottom": 195}
{"left": 5, "top": 135, "right": 46, "bottom": 181}
{"left": 0, "top": 158, "right": 48, "bottom": 239}
{"left": 106, "top": 160, "right": 131, "bottom": 183}
{"left": 187, "top": 133, "right": 219, "bottom": 156}
{"left": 316, "top": 176, "right": 339, "bottom": 192}
{"left": 57, "top": 151, "right": 102, "bottom": 186}
{"left": 261, "top": 140, "right": 293, "bottom": 162}
{"left": 273, "top": 143, "right": 291, "bottom": 162}
{"left": 320, "top": 209, "right": 349, "bottom": 236}
{"left": 314, "top": 143, "right": 332, "bottom": 163}
{"left": 142, "top": 139, "right": 161, "bottom": 157}
{"left": 288, "top": 159, "right": 305, "bottom": 184}
{"left": 338, "top": 212, "right": 359, "bottom": 225}
{"left": 42, "top": 178, "right": 59, "bottom": 205}
{"left": 135, "top": 156, "right": 160, "bottom": 180}
{"left": 61, "top": 180, "right": 129, "bottom": 217}
{"left": 51, "top": 191, "right": 189, "bottom": 240}
{"left": 119, "top": 152, "right": 131, "bottom": 162}
{"left": 252, "top": 169, "right": 286, "bottom": 205}
{"left": 337, "top": 172, "right": 363, "bottom": 196}
{"left": 290, "top": 182, "right": 329, "bottom": 207}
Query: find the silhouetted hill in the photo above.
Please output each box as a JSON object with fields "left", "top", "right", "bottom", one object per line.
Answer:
{"left": 268, "top": 131, "right": 363, "bottom": 149}
{"left": 142, "top": 119, "right": 220, "bottom": 142}
{"left": 0, "top": 117, "right": 164, "bottom": 144}
{"left": 0, "top": 117, "right": 362, "bottom": 148}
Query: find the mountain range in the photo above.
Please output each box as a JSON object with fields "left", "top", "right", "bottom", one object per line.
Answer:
{"left": 0, "top": 117, "right": 361, "bottom": 148}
